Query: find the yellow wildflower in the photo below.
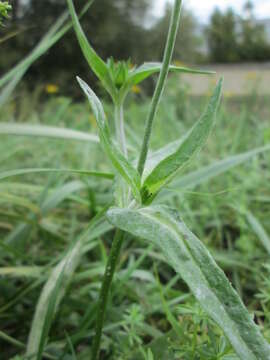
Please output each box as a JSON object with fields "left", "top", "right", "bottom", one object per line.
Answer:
{"left": 131, "top": 85, "right": 141, "bottom": 94}
{"left": 45, "top": 84, "right": 59, "bottom": 94}
{"left": 173, "top": 60, "right": 186, "bottom": 67}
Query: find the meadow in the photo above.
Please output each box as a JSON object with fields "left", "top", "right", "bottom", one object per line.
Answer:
{"left": 0, "top": 78, "right": 270, "bottom": 359}
{"left": 1, "top": 0, "right": 270, "bottom": 359}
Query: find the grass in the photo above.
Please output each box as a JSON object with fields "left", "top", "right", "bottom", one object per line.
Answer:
{"left": 0, "top": 0, "right": 270, "bottom": 358}
{"left": 0, "top": 80, "right": 270, "bottom": 359}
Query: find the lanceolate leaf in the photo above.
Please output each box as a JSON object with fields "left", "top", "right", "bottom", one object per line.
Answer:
{"left": 107, "top": 206, "right": 270, "bottom": 360}
{"left": 67, "top": 0, "right": 116, "bottom": 100}
{"left": 141, "top": 78, "right": 223, "bottom": 203}
{"left": 77, "top": 77, "right": 141, "bottom": 203}
{"left": 159, "top": 144, "right": 270, "bottom": 201}
{"left": 128, "top": 62, "right": 215, "bottom": 86}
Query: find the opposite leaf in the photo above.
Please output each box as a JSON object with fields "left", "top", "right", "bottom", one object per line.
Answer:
{"left": 77, "top": 77, "right": 141, "bottom": 203}
{"left": 107, "top": 205, "right": 270, "bottom": 360}
{"left": 128, "top": 62, "right": 215, "bottom": 86}
{"left": 142, "top": 78, "right": 223, "bottom": 203}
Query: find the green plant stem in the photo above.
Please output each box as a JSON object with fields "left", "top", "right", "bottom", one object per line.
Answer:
{"left": 137, "top": 0, "right": 182, "bottom": 176}
{"left": 114, "top": 102, "right": 127, "bottom": 158}
{"left": 91, "top": 229, "right": 125, "bottom": 360}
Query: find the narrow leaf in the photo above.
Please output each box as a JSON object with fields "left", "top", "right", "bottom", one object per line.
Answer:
{"left": 67, "top": 0, "right": 116, "bottom": 99}
{"left": 26, "top": 210, "right": 108, "bottom": 358}
{"left": 0, "top": 168, "right": 114, "bottom": 181}
{"left": 142, "top": 78, "right": 223, "bottom": 203}
{"left": 77, "top": 77, "right": 141, "bottom": 202}
{"left": 161, "top": 144, "right": 270, "bottom": 200}
{"left": 0, "top": 123, "right": 99, "bottom": 143}
{"left": 128, "top": 62, "right": 215, "bottom": 86}
{"left": 246, "top": 211, "right": 270, "bottom": 256}
{"left": 107, "top": 206, "right": 270, "bottom": 360}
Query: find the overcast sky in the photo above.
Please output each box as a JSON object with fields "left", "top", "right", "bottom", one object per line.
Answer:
{"left": 154, "top": 0, "right": 270, "bottom": 21}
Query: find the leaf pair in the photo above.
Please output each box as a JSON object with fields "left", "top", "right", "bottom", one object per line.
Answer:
{"left": 107, "top": 205, "right": 270, "bottom": 360}
{"left": 67, "top": 0, "right": 214, "bottom": 104}
{"left": 77, "top": 77, "right": 223, "bottom": 205}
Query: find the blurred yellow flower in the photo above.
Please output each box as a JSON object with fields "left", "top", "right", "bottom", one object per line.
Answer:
{"left": 173, "top": 60, "right": 186, "bottom": 67}
{"left": 224, "top": 91, "right": 234, "bottom": 98}
{"left": 131, "top": 85, "right": 141, "bottom": 94}
{"left": 246, "top": 71, "right": 257, "bottom": 81}
{"left": 45, "top": 84, "right": 59, "bottom": 94}
{"left": 89, "top": 114, "right": 97, "bottom": 127}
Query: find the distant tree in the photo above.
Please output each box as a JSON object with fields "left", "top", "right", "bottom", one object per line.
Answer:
{"left": 206, "top": 7, "right": 239, "bottom": 63}
{"left": 206, "top": 2, "right": 270, "bottom": 63}
{"left": 239, "top": 1, "right": 270, "bottom": 61}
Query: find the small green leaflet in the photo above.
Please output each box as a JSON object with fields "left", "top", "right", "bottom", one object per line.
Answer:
{"left": 141, "top": 78, "right": 223, "bottom": 203}
{"left": 107, "top": 205, "right": 270, "bottom": 360}
{"left": 77, "top": 77, "right": 141, "bottom": 203}
{"left": 128, "top": 62, "right": 215, "bottom": 86}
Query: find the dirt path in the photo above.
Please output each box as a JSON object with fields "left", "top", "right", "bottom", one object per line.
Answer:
{"left": 181, "top": 63, "right": 270, "bottom": 96}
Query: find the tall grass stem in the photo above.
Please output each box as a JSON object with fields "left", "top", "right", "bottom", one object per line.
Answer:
{"left": 137, "top": 0, "right": 182, "bottom": 175}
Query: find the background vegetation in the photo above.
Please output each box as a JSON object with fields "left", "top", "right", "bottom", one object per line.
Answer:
{"left": 0, "top": 0, "right": 270, "bottom": 359}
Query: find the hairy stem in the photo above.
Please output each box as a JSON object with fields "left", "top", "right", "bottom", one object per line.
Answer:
{"left": 114, "top": 102, "right": 127, "bottom": 158}
{"left": 91, "top": 229, "right": 125, "bottom": 360}
{"left": 137, "top": 0, "right": 182, "bottom": 176}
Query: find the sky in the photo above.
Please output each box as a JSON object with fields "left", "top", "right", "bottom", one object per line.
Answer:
{"left": 154, "top": 0, "right": 270, "bottom": 21}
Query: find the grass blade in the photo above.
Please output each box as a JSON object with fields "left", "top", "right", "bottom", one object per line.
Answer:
{"left": 26, "top": 208, "right": 108, "bottom": 358}
{"left": 107, "top": 205, "right": 270, "bottom": 360}
{"left": 77, "top": 77, "right": 141, "bottom": 202}
{"left": 0, "top": 168, "right": 114, "bottom": 181}
{"left": 164, "top": 144, "right": 270, "bottom": 197}
{"left": 246, "top": 211, "right": 270, "bottom": 256}
{"left": 0, "top": 123, "right": 99, "bottom": 143}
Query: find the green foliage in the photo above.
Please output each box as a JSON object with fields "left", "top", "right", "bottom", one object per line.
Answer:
{"left": 0, "top": 0, "right": 270, "bottom": 359}
{"left": 206, "top": 5, "right": 270, "bottom": 63}
{"left": 107, "top": 205, "right": 270, "bottom": 359}
{"left": 0, "top": 1, "right": 11, "bottom": 26}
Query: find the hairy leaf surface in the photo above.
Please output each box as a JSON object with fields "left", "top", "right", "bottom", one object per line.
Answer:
{"left": 107, "top": 205, "right": 270, "bottom": 360}
{"left": 141, "top": 79, "right": 223, "bottom": 203}
{"left": 77, "top": 77, "right": 141, "bottom": 202}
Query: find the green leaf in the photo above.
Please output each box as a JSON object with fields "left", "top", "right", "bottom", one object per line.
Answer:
{"left": 0, "top": 123, "right": 99, "bottom": 143}
{"left": 66, "top": 0, "right": 116, "bottom": 100}
{"left": 128, "top": 62, "right": 215, "bottom": 86}
{"left": 0, "top": 168, "right": 114, "bottom": 181}
{"left": 26, "top": 209, "right": 108, "bottom": 359}
{"left": 160, "top": 144, "right": 270, "bottom": 201}
{"left": 0, "top": 266, "right": 43, "bottom": 278}
{"left": 246, "top": 211, "right": 270, "bottom": 256}
{"left": 107, "top": 205, "right": 270, "bottom": 360}
{"left": 142, "top": 78, "right": 223, "bottom": 203}
{"left": 77, "top": 77, "right": 141, "bottom": 203}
